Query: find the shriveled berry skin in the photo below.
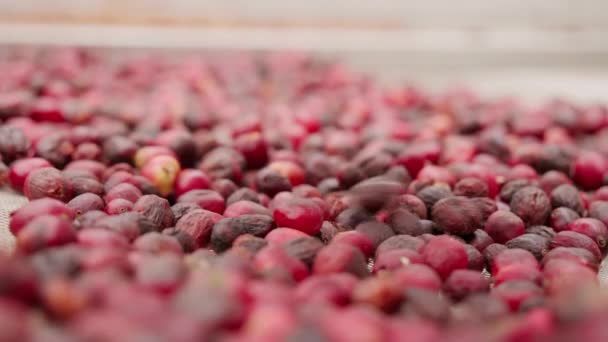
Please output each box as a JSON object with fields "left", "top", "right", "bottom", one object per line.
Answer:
{"left": 566, "top": 218, "right": 608, "bottom": 248}
{"left": 336, "top": 162, "right": 365, "bottom": 189}
{"left": 443, "top": 269, "right": 490, "bottom": 301}
{"left": 103, "top": 171, "right": 135, "bottom": 192}
{"left": 417, "top": 219, "right": 438, "bottom": 234}
{"left": 549, "top": 207, "right": 580, "bottom": 232}
{"left": 104, "top": 182, "right": 142, "bottom": 204}
{"left": 483, "top": 243, "right": 507, "bottom": 269}
{"left": 431, "top": 196, "right": 483, "bottom": 236}
{"left": 210, "top": 215, "right": 275, "bottom": 252}
{"left": 67, "top": 193, "right": 105, "bottom": 216}
{"left": 155, "top": 129, "right": 198, "bottom": 167}
{"left": 102, "top": 136, "right": 137, "bottom": 165}
{"left": 0, "top": 126, "right": 30, "bottom": 163}
{"left": 24, "top": 167, "right": 72, "bottom": 201}
{"left": 92, "top": 212, "right": 155, "bottom": 241}
{"left": 539, "top": 170, "right": 572, "bottom": 194}
{"left": 509, "top": 164, "right": 538, "bottom": 180}
{"left": 70, "top": 176, "right": 104, "bottom": 197}
{"left": 199, "top": 147, "right": 245, "bottom": 183}
{"left": 469, "top": 229, "right": 494, "bottom": 252}
{"left": 175, "top": 209, "right": 221, "bottom": 248}
{"left": 505, "top": 234, "right": 550, "bottom": 260}
{"left": 35, "top": 132, "right": 74, "bottom": 168}
{"left": 465, "top": 244, "right": 485, "bottom": 271}
{"left": 550, "top": 231, "right": 602, "bottom": 260}
{"left": 162, "top": 228, "right": 196, "bottom": 253}
{"left": 313, "top": 243, "right": 370, "bottom": 278}
{"left": 550, "top": 184, "right": 584, "bottom": 214}
{"left": 589, "top": 201, "right": 608, "bottom": 227}
{"left": 318, "top": 178, "right": 340, "bottom": 194}
{"left": 421, "top": 236, "right": 468, "bottom": 280}
{"left": 500, "top": 179, "right": 534, "bottom": 203}
{"left": 226, "top": 188, "right": 261, "bottom": 205}
{"left": 170, "top": 202, "right": 200, "bottom": 223}
{"left": 484, "top": 211, "right": 525, "bottom": 244}
{"left": 72, "top": 142, "right": 102, "bottom": 160}
{"left": 74, "top": 210, "right": 107, "bottom": 230}
{"left": 8, "top": 158, "right": 51, "bottom": 192}
{"left": 133, "top": 195, "right": 174, "bottom": 230}
{"left": 62, "top": 168, "right": 97, "bottom": 184}
{"left": 105, "top": 199, "right": 134, "bottom": 215}
{"left": 453, "top": 177, "right": 489, "bottom": 198}
{"left": 385, "top": 194, "right": 427, "bottom": 219}
{"left": 335, "top": 207, "right": 373, "bottom": 230}
{"left": 349, "top": 177, "right": 405, "bottom": 211}
{"left": 355, "top": 221, "right": 395, "bottom": 248}
{"left": 177, "top": 189, "right": 225, "bottom": 214}
{"left": 255, "top": 167, "right": 292, "bottom": 197}
{"left": 510, "top": 186, "right": 551, "bottom": 226}
{"left": 471, "top": 197, "right": 498, "bottom": 224}
{"left": 376, "top": 235, "right": 426, "bottom": 257}
{"left": 232, "top": 234, "right": 268, "bottom": 256}
{"left": 272, "top": 197, "right": 323, "bottom": 235}
{"left": 65, "top": 160, "right": 106, "bottom": 180}
{"left": 417, "top": 185, "right": 452, "bottom": 213}
{"left": 319, "top": 221, "right": 341, "bottom": 244}
{"left": 224, "top": 200, "right": 271, "bottom": 218}
{"left": 387, "top": 208, "right": 427, "bottom": 236}
{"left": 284, "top": 237, "right": 324, "bottom": 266}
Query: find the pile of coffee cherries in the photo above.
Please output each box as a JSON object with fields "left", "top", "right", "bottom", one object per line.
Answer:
{"left": 1, "top": 47, "right": 608, "bottom": 341}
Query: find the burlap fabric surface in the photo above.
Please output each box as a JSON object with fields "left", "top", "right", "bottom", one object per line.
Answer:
{"left": 0, "top": 189, "right": 27, "bottom": 255}
{"left": 1, "top": 188, "right": 606, "bottom": 284}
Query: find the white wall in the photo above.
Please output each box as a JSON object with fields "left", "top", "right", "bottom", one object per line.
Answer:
{"left": 0, "top": 1, "right": 607, "bottom": 101}
{"left": 0, "top": 0, "right": 607, "bottom": 27}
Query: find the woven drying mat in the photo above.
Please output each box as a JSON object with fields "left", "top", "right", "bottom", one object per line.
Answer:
{"left": 1, "top": 189, "right": 607, "bottom": 284}
{"left": 0, "top": 188, "right": 27, "bottom": 255}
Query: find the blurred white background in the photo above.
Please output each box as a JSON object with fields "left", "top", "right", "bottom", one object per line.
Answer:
{"left": 1, "top": 0, "right": 607, "bottom": 101}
